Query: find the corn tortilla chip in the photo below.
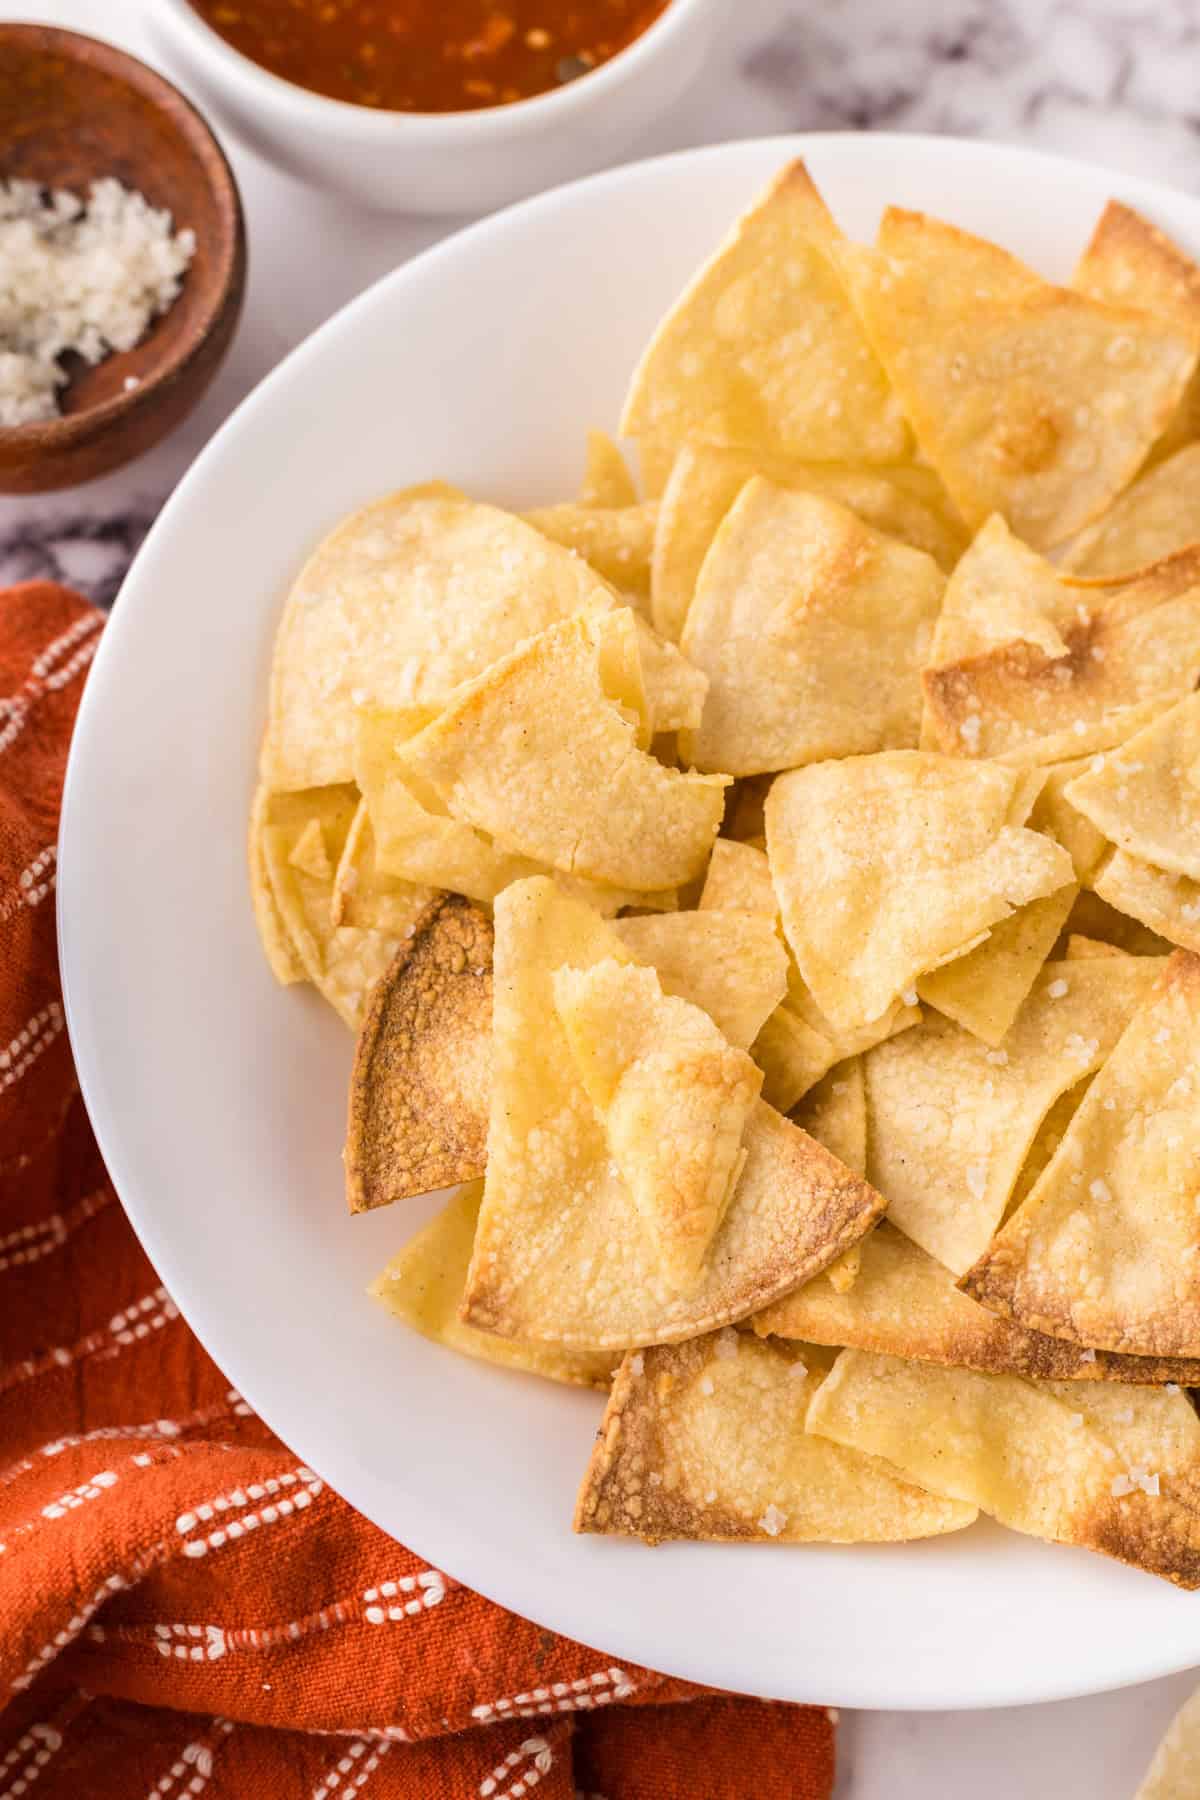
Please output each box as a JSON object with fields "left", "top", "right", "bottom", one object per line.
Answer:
{"left": 399, "top": 617, "right": 728, "bottom": 891}
{"left": 1060, "top": 887, "right": 1176, "bottom": 957}
{"left": 1065, "top": 692, "right": 1200, "bottom": 882}
{"left": 866, "top": 956, "right": 1160, "bottom": 1274}
{"left": 331, "top": 799, "right": 438, "bottom": 933}
{"left": 915, "top": 882, "right": 1078, "bottom": 1046}
{"left": 579, "top": 429, "right": 637, "bottom": 508}
{"left": 926, "top": 514, "right": 1082, "bottom": 677}
{"left": 1005, "top": 1079, "right": 1093, "bottom": 1216}
{"left": 345, "top": 895, "right": 492, "bottom": 1212}
{"left": 249, "top": 784, "right": 306, "bottom": 985}
{"left": 553, "top": 959, "right": 762, "bottom": 1294}
{"left": 461, "top": 878, "right": 885, "bottom": 1349}
{"left": 1028, "top": 758, "right": 1111, "bottom": 885}
{"left": 1062, "top": 444, "right": 1200, "bottom": 580}
{"left": 794, "top": 1060, "right": 868, "bottom": 1292}
{"left": 372, "top": 1184, "right": 616, "bottom": 1389}
{"left": 575, "top": 1333, "right": 976, "bottom": 1544}
{"left": 963, "top": 952, "right": 1200, "bottom": 1357}
{"left": 679, "top": 480, "right": 944, "bottom": 775}
{"left": 1134, "top": 1682, "right": 1200, "bottom": 1800}
{"left": 766, "top": 752, "right": 1074, "bottom": 1033}
{"left": 522, "top": 500, "right": 656, "bottom": 602}
{"left": 699, "top": 837, "right": 779, "bottom": 919}
{"left": 751, "top": 1004, "right": 838, "bottom": 1115}
{"left": 1094, "top": 849, "right": 1200, "bottom": 955}
{"left": 839, "top": 208, "right": 1197, "bottom": 548}
{"left": 621, "top": 162, "right": 911, "bottom": 468}
{"left": 631, "top": 615, "right": 709, "bottom": 735}
{"left": 612, "top": 911, "right": 788, "bottom": 1050}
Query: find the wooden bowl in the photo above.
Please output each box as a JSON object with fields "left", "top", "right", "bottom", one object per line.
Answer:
{"left": 0, "top": 25, "right": 246, "bottom": 493}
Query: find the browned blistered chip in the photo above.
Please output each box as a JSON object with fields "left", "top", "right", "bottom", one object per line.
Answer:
{"left": 963, "top": 952, "right": 1200, "bottom": 1357}
{"left": 838, "top": 207, "right": 1198, "bottom": 548}
{"left": 807, "top": 1348, "right": 1200, "bottom": 1588}
{"left": 574, "top": 1333, "right": 976, "bottom": 1545}
{"left": 345, "top": 894, "right": 492, "bottom": 1211}
{"left": 756, "top": 1220, "right": 1200, "bottom": 1385}
{"left": 372, "top": 1183, "right": 617, "bottom": 1389}
{"left": 679, "top": 479, "right": 944, "bottom": 775}
{"left": 621, "top": 161, "right": 911, "bottom": 470}
{"left": 461, "top": 878, "right": 885, "bottom": 1350}
{"left": 399, "top": 617, "right": 728, "bottom": 891}
{"left": 766, "top": 751, "right": 1073, "bottom": 1033}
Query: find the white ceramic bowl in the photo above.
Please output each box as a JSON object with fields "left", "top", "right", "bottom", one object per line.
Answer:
{"left": 59, "top": 134, "right": 1200, "bottom": 1711}
{"left": 144, "top": 0, "right": 722, "bottom": 213}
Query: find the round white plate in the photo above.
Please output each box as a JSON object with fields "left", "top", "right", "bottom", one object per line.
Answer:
{"left": 59, "top": 133, "right": 1200, "bottom": 1711}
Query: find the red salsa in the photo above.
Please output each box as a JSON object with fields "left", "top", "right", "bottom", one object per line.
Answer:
{"left": 188, "top": 1, "right": 672, "bottom": 111}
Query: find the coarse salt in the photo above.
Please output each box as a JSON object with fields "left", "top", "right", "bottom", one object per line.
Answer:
{"left": 1046, "top": 978, "right": 1069, "bottom": 999}
{"left": 757, "top": 1504, "right": 787, "bottom": 1537}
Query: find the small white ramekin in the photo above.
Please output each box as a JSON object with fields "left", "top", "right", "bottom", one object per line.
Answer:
{"left": 145, "top": 0, "right": 723, "bottom": 214}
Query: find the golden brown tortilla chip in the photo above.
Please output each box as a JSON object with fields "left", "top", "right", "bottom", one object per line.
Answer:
{"left": 838, "top": 208, "right": 1197, "bottom": 548}
{"left": 679, "top": 480, "right": 944, "bottom": 774}
{"left": 579, "top": 429, "right": 637, "bottom": 508}
{"left": 345, "top": 895, "right": 492, "bottom": 1211}
{"left": 1028, "top": 758, "right": 1112, "bottom": 885}
{"left": 766, "top": 752, "right": 1074, "bottom": 1032}
{"left": 1134, "top": 1682, "right": 1200, "bottom": 1800}
{"left": 915, "top": 882, "right": 1078, "bottom": 1046}
{"left": 331, "top": 799, "right": 438, "bottom": 933}
{"left": 1094, "top": 849, "right": 1200, "bottom": 955}
{"left": 864, "top": 956, "right": 1161, "bottom": 1274}
{"left": 575, "top": 1334, "right": 976, "bottom": 1544}
{"left": 621, "top": 162, "right": 911, "bottom": 468}
{"left": 807, "top": 1348, "right": 1200, "bottom": 1586}
{"left": 372, "top": 1183, "right": 617, "bottom": 1389}
{"left": 399, "top": 617, "right": 728, "bottom": 891}
{"left": 1061, "top": 444, "right": 1200, "bottom": 579}
{"left": 1065, "top": 692, "right": 1200, "bottom": 881}
{"left": 461, "top": 878, "right": 885, "bottom": 1350}
{"left": 612, "top": 911, "right": 788, "bottom": 1050}
{"left": 963, "top": 952, "right": 1200, "bottom": 1357}
{"left": 522, "top": 501, "right": 657, "bottom": 602}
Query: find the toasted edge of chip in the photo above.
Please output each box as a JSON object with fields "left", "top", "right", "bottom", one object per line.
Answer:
{"left": 345, "top": 895, "right": 492, "bottom": 1212}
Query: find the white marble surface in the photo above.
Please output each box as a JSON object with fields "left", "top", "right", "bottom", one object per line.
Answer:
{"left": 6, "top": 0, "right": 1200, "bottom": 1790}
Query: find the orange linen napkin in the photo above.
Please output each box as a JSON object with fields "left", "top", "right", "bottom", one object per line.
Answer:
{"left": 0, "top": 580, "right": 835, "bottom": 1798}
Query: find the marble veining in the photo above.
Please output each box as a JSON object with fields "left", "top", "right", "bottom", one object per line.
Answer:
{"left": 0, "top": 506, "right": 155, "bottom": 609}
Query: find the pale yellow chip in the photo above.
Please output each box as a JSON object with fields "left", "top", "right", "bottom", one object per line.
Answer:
{"left": 260, "top": 785, "right": 403, "bottom": 1030}
{"left": 579, "top": 429, "right": 637, "bottom": 508}
{"left": 925, "top": 515, "right": 1082, "bottom": 673}
{"left": 1073, "top": 198, "right": 1200, "bottom": 469}
{"left": 621, "top": 162, "right": 911, "bottom": 469}
{"left": 1062, "top": 444, "right": 1200, "bottom": 579}
{"left": 765, "top": 752, "right": 1074, "bottom": 1033}
{"left": 399, "top": 617, "right": 728, "bottom": 891}
{"left": 915, "top": 881, "right": 1078, "bottom": 1046}
{"left": 461, "top": 878, "right": 885, "bottom": 1350}
{"left": 372, "top": 1183, "right": 617, "bottom": 1390}
{"left": 1028, "top": 758, "right": 1112, "bottom": 885}
{"left": 262, "top": 484, "right": 623, "bottom": 790}
{"left": 963, "top": 952, "right": 1200, "bottom": 1358}
{"left": 807, "top": 1348, "right": 1200, "bottom": 1587}
{"left": 1004, "top": 1078, "right": 1092, "bottom": 1216}
{"left": 1134, "top": 1682, "right": 1200, "bottom": 1800}
{"left": 864, "top": 956, "right": 1161, "bottom": 1274}
{"left": 757, "top": 1219, "right": 1200, "bottom": 1384}
{"left": 632, "top": 615, "right": 709, "bottom": 735}
{"left": 522, "top": 500, "right": 657, "bottom": 602}
{"left": 331, "top": 799, "right": 437, "bottom": 933}
{"left": 553, "top": 959, "right": 762, "bottom": 1294}
{"left": 838, "top": 208, "right": 1198, "bottom": 548}
{"left": 249, "top": 784, "right": 306, "bottom": 985}
{"left": 1062, "top": 886, "right": 1177, "bottom": 957}
{"left": 636, "top": 438, "right": 677, "bottom": 499}
{"left": 1094, "top": 849, "right": 1200, "bottom": 955}
{"left": 699, "top": 837, "right": 779, "bottom": 918}
{"left": 794, "top": 1060, "right": 868, "bottom": 1293}
{"left": 651, "top": 442, "right": 964, "bottom": 642}
{"left": 678, "top": 480, "right": 944, "bottom": 775}
{"left": 1065, "top": 692, "right": 1200, "bottom": 882}
{"left": 750, "top": 1004, "right": 838, "bottom": 1115}
{"left": 612, "top": 911, "right": 788, "bottom": 1051}
{"left": 575, "top": 1333, "right": 976, "bottom": 1545}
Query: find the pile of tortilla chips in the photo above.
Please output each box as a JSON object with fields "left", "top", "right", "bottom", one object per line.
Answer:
{"left": 252, "top": 163, "right": 1200, "bottom": 1587}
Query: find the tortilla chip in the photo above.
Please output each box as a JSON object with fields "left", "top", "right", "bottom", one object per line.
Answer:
{"left": 1061, "top": 887, "right": 1176, "bottom": 957}
{"left": 262, "top": 484, "right": 623, "bottom": 790}
{"left": 765, "top": 752, "right": 1074, "bottom": 1032}
{"left": 461, "top": 878, "right": 885, "bottom": 1349}
{"left": 678, "top": 480, "right": 944, "bottom": 775}
{"left": 866, "top": 956, "right": 1162, "bottom": 1274}
{"left": 808, "top": 1348, "right": 1200, "bottom": 1586}
{"left": 574, "top": 1333, "right": 976, "bottom": 1544}
{"left": 915, "top": 882, "right": 1079, "bottom": 1046}
{"left": 345, "top": 895, "right": 492, "bottom": 1211}
{"left": 795, "top": 1060, "right": 868, "bottom": 1292}
{"left": 838, "top": 208, "right": 1198, "bottom": 548}
{"left": 372, "top": 1183, "right": 616, "bottom": 1389}
{"left": 553, "top": 959, "right": 762, "bottom": 1294}
{"left": 1005, "top": 1078, "right": 1093, "bottom": 1217}
{"left": 330, "top": 799, "right": 438, "bottom": 933}
{"left": 1062, "top": 444, "right": 1200, "bottom": 579}
{"left": 1028, "top": 758, "right": 1111, "bottom": 885}
{"left": 1134, "top": 1682, "right": 1200, "bottom": 1800}
{"left": 399, "top": 617, "right": 728, "bottom": 891}
{"left": 699, "top": 837, "right": 779, "bottom": 918}
{"left": 522, "top": 500, "right": 657, "bottom": 602}
{"left": 612, "top": 911, "right": 788, "bottom": 1050}
{"left": 249, "top": 784, "right": 306, "bottom": 985}
{"left": 758, "top": 1219, "right": 1200, "bottom": 1384}
{"left": 1073, "top": 199, "right": 1200, "bottom": 468}
{"left": 1065, "top": 693, "right": 1200, "bottom": 882}
{"left": 651, "top": 442, "right": 964, "bottom": 642}
{"left": 579, "top": 429, "right": 637, "bottom": 508}
{"left": 261, "top": 784, "right": 402, "bottom": 1029}
{"left": 632, "top": 615, "right": 709, "bottom": 735}
{"left": 933, "top": 515, "right": 1085, "bottom": 676}
{"left": 621, "top": 162, "right": 910, "bottom": 468}
{"left": 751, "top": 1004, "right": 838, "bottom": 1114}
{"left": 1063, "top": 936, "right": 1123, "bottom": 961}
{"left": 963, "top": 952, "right": 1200, "bottom": 1357}
{"left": 1094, "top": 849, "right": 1200, "bottom": 955}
